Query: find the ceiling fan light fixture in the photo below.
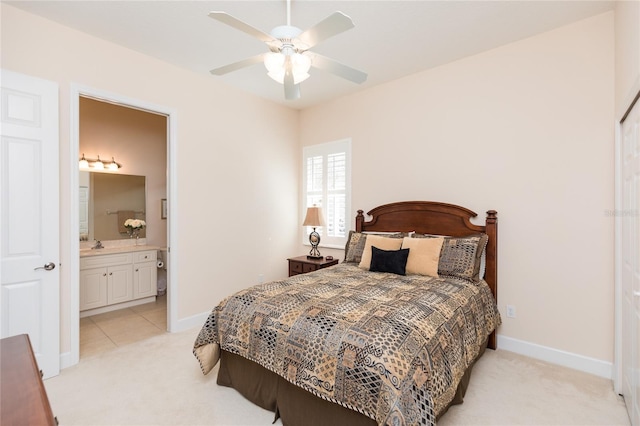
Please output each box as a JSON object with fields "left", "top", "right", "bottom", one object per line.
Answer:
{"left": 267, "top": 70, "right": 285, "bottom": 84}
{"left": 292, "top": 52, "right": 311, "bottom": 74}
{"left": 264, "top": 52, "right": 285, "bottom": 74}
{"left": 265, "top": 52, "right": 311, "bottom": 85}
{"left": 209, "top": 5, "right": 367, "bottom": 100}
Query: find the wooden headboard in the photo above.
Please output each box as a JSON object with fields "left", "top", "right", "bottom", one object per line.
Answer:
{"left": 355, "top": 201, "right": 498, "bottom": 349}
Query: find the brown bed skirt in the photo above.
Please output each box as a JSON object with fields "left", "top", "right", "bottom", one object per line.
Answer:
{"left": 216, "top": 338, "right": 489, "bottom": 426}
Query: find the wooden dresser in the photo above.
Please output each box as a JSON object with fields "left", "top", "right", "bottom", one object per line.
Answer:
{"left": 0, "top": 334, "right": 57, "bottom": 426}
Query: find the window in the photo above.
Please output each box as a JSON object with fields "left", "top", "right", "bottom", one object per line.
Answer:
{"left": 302, "top": 139, "right": 351, "bottom": 248}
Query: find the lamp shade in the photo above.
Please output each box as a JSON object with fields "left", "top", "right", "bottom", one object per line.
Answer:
{"left": 302, "top": 206, "right": 325, "bottom": 227}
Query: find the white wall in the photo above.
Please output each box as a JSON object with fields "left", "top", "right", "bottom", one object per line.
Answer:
{"left": 300, "top": 12, "right": 616, "bottom": 368}
{"left": 1, "top": 4, "right": 300, "bottom": 353}
{"left": 615, "top": 0, "right": 640, "bottom": 119}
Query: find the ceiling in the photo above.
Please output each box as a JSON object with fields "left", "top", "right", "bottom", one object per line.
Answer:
{"left": 7, "top": 0, "right": 615, "bottom": 109}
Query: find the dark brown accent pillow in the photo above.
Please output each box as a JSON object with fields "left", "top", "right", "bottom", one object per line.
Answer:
{"left": 369, "top": 246, "right": 410, "bottom": 276}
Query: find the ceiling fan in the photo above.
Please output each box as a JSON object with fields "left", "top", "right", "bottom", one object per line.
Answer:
{"left": 208, "top": 0, "right": 367, "bottom": 100}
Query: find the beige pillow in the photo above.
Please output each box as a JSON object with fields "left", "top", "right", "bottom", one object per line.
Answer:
{"left": 401, "top": 237, "right": 444, "bottom": 277}
{"left": 358, "top": 235, "right": 403, "bottom": 269}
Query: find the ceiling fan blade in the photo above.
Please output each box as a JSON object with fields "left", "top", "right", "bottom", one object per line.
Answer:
{"left": 210, "top": 54, "right": 266, "bottom": 76}
{"left": 296, "top": 11, "right": 354, "bottom": 49}
{"left": 283, "top": 58, "right": 301, "bottom": 100}
{"left": 307, "top": 52, "right": 367, "bottom": 84}
{"left": 208, "top": 11, "right": 275, "bottom": 44}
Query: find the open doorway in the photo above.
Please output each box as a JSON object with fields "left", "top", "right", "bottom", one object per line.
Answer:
{"left": 78, "top": 97, "right": 167, "bottom": 357}
{"left": 67, "top": 85, "right": 177, "bottom": 367}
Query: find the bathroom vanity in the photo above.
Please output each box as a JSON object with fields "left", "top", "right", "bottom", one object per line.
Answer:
{"left": 80, "top": 245, "right": 159, "bottom": 317}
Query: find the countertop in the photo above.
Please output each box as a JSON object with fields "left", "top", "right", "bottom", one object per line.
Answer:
{"left": 79, "top": 245, "right": 162, "bottom": 257}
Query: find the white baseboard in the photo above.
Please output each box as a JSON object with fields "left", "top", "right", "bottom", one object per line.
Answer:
{"left": 60, "top": 350, "right": 77, "bottom": 370}
{"left": 498, "top": 335, "right": 613, "bottom": 379}
{"left": 172, "top": 311, "right": 211, "bottom": 333}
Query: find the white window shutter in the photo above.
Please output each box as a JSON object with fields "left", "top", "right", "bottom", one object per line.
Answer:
{"left": 302, "top": 139, "right": 351, "bottom": 247}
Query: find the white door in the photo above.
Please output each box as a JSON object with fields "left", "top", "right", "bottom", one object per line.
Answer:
{"left": 0, "top": 70, "right": 60, "bottom": 378}
{"left": 621, "top": 94, "right": 640, "bottom": 426}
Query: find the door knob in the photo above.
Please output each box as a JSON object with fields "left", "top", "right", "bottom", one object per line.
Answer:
{"left": 34, "top": 262, "right": 56, "bottom": 271}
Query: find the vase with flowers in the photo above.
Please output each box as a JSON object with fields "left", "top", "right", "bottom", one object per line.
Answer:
{"left": 124, "top": 218, "right": 146, "bottom": 245}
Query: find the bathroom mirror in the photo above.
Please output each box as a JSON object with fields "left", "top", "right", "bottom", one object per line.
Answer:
{"left": 80, "top": 171, "right": 146, "bottom": 241}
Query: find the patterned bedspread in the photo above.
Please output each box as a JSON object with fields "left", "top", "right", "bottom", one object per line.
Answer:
{"left": 193, "top": 263, "right": 501, "bottom": 426}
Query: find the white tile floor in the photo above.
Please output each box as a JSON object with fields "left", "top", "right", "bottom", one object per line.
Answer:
{"left": 79, "top": 294, "right": 167, "bottom": 358}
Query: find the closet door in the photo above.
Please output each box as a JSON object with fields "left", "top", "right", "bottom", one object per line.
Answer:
{"left": 0, "top": 70, "right": 60, "bottom": 378}
{"left": 621, "top": 94, "right": 640, "bottom": 426}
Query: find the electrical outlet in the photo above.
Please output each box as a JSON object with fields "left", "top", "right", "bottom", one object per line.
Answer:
{"left": 506, "top": 305, "right": 516, "bottom": 318}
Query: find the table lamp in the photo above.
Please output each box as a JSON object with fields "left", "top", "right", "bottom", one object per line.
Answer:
{"left": 302, "top": 206, "right": 325, "bottom": 259}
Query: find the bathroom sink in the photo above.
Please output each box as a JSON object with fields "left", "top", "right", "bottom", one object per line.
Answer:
{"left": 79, "top": 245, "right": 160, "bottom": 257}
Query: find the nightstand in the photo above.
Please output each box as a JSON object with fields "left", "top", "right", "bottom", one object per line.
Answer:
{"left": 288, "top": 256, "right": 339, "bottom": 277}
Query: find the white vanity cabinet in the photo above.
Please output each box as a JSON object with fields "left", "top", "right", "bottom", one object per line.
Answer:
{"left": 133, "top": 251, "right": 157, "bottom": 299}
{"left": 80, "top": 249, "right": 157, "bottom": 314}
{"left": 80, "top": 263, "right": 133, "bottom": 310}
{"left": 79, "top": 267, "right": 108, "bottom": 310}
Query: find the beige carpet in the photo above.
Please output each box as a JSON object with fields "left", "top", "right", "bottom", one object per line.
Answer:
{"left": 44, "top": 327, "right": 630, "bottom": 425}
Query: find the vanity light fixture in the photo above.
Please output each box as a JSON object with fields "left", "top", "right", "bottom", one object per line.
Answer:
{"left": 79, "top": 153, "right": 89, "bottom": 168}
{"left": 93, "top": 155, "right": 104, "bottom": 170}
{"left": 79, "top": 153, "right": 122, "bottom": 170}
{"left": 107, "top": 157, "right": 120, "bottom": 171}
{"left": 302, "top": 205, "right": 325, "bottom": 259}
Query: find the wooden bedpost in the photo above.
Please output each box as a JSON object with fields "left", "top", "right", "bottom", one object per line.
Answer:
{"left": 355, "top": 210, "right": 365, "bottom": 232}
{"left": 485, "top": 210, "right": 498, "bottom": 349}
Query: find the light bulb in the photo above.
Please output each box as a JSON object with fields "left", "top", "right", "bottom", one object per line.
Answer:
{"left": 93, "top": 155, "right": 104, "bottom": 170}
{"left": 107, "top": 157, "right": 119, "bottom": 171}
{"left": 79, "top": 154, "right": 89, "bottom": 169}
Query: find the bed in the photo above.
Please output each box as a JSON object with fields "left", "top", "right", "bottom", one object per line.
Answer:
{"left": 193, "top": 201, "right": 500, "bottom": 426}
